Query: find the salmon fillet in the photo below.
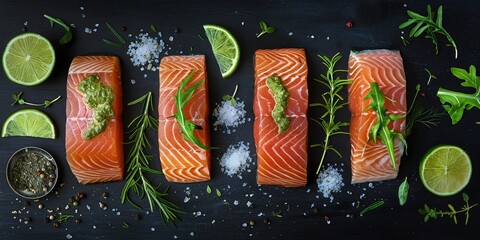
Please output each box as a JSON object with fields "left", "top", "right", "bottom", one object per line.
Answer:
{"left": 158, "top": 55, "right": 210, "bottom": 183}
{"left": 65, "top": 56, "right": 124, "bottom": 184}
{"left": 254, "top": 48, "right": 308, "bottom": 187}
{"left": 348, "top": 49, "right": 407, "bottom": 184}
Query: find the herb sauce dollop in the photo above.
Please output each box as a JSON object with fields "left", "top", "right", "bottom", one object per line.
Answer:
{"left": 78, "top": 74, "right": 115, "bottom": 140}
{"left": 266, "top": 76, "right": 290, "bottom": 133}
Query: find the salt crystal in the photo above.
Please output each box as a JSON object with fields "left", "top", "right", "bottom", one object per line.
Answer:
{"left": 80, "top": 6, "right": 84, "bottom": 10}
{"left": 84, "top": 27, "right": 92, "bottom": 34}
{"left": 131, "top": 79, "right": 136, "bottom": 85}
{"left": 234, "top": 200, "right": 239, "bottom": 205}
{"left": 220, "top": 142, "right": 252, "bottom": 178}
{"left": 190, "top": 232, "right": 195, "bottom": 236}
{"left": 95, "top": 23, "right": 99, "bottom": 27}
{"left": 242, "top": 223, "right": 247, "bottom": 227}
{"left": 241, "top": 21, "right": 244, "bottom": 26}
{"left": 326, "top": 36, "right": 330, "bottom": 40}
{"left": 168, "top": 36, "right": 174, "bottom": 41}
{"left": 184, "top": 197, "right": 190, "bottom": 203}
{"left": 317, "top": 166, "right": 344, "bottom": 202}
{"left": 288, "top": 32, "right": 293, "bottom": 36}
{"left": 310, "top": 35, "right": 315, "bottom": 39}
{"left": 81, "top": 14, "right": 86, "bottom": 18}
{"left": 24, "top": 21, "right": 28, "bottom": 26}
{"left": 213, "top": 100, "right": 246, "bottom": 132}
{"left": 151, "top": 227, "right": 155, "bottom": 231}
{"left": 66, "top": 234, "right": 73, "bottom": 239}
{"left": 212, "top": 220, "right": 216, "bottom": 224}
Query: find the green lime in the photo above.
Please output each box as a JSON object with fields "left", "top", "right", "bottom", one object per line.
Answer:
{"left": 2, "top": 109, "right": 56, "bottom": 139}
{"left": 2, "top": 33, "right": 55, "bottom": 86}
{"left": 203, "top": 24, "right": 240, "bottom": 78}
{"left": 419, "top": 145, "right": 472, "bottom": 196}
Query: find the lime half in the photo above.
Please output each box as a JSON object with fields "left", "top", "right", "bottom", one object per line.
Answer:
{"left": 2, "top": 109, "right": 56, "bottom": 139}
{"left": 203, "top": 24, "right": 240, "bottom": 78}
{"left": 419, "top": 145, "right": 472, "bottom": 196}
{"left": 2, "top": 33, "right": 55, "bottom": 86}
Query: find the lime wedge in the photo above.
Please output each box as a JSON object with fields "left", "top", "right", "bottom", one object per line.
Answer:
{"left": 2, "top": 109, "right": 56, "bottom": 139}
{"left": 203, "top": 24, "right": 240, "bottom": 78}
{"left": 2, "top": 33, "right": 56, "bottom": 86}
{"left": 419, "top": 145, "right": 472, "bottom": 196}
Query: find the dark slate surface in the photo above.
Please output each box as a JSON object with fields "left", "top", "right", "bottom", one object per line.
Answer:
{"left": 0, "top": 0, "right": 479, "bottom": 239}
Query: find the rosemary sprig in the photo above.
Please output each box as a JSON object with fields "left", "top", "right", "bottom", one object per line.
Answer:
{"left": 405, "top": 84, "right": 445, "bottom": 137}
{"left": 174, "top": 71, "right": 215, "bottom": 149}
{"left": 223, "top": 84, "right": 239, "bottom": 106}
{"left": 103, "top": 22, "right": 126, "bottom": 47}
{"left": 44, "top": 14, "right": 73, "bottom": 44}
{"left": 257, "top": 21, "right": 276, "bottom": 38}
{"left": 360, "top": 200, "right": 384, "bottom": 216}
{"left": 310, "top": 53, "right": 352, "bottom": 174}
{"left": 11, "top": 92, "right": 61, "bottom": 108}
{"left": 121, "top": 92, "right": 182, "bottom": 225}
{"left": 272, "top": 210, "right": 283, "bottom": 218}
{"left": 364, "top": 82, "right": 407, "bottom": 170}
{"left": 419, "top": 193, "right": 478, "bottom": 225}
{"left": 399, "top": 5, "right": 458, "bottom": 59}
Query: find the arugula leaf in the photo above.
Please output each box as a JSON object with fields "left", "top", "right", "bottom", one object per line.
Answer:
{"left": 398, "top": 177, "right": 409, "bottom": 206}
{"left": 364, "top": 82, "right": 407, "bottom": 170}
{"left": 437, "top": 65, "right": 479, "bottom": 125}
{"left": 44, "top": 14, "right": 72, "bottom": 44}
{"left": 174, "top": 71, "right": 216, "bottom": 149}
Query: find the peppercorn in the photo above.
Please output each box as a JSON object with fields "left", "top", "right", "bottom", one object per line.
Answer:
{"left": 102, "top": 192, "right": 109, "bottom": 199}
{"left": 249, "top": 220, "right": 255, "bottom": 227}
{"left": 38, "top": 204, "right": 44, "bottom": 209}
{"left": 25, "top": 217, "right": 32, "bottom": 222}
{"left": 75, "top": 219, "right": 81, "bottom": 224}
{"left": 346, "top": 20, "right": 353, "bottom": 28}
{"left": 132, "top": 213, "right": 141, "bottom": 221}
{"left": 68, "top": 197, "right": 74, "bottom": 203}
{"left": 78, "top": 192, "right": 86, "bottom": 200}
{"left": 99, "top": 202, "right": 105, "bottom": 209}
{"left": 23, "top": 201, "right": 30, "bottom": 207}
{"left": 73, "top": 201, "right": 79, "bottom": 207}
{"left": 53, "top": 222, "right": 60, "bottom": 228}
{"left": 49, "top": 215, "right": 55, "bottom": 221}
{"left": 74, "top": 196, "right": 80, "bottom": 202}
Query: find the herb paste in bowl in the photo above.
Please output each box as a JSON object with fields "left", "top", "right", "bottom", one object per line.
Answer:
{"left": 6, "top": 147, "right": 58, "bottom": 199}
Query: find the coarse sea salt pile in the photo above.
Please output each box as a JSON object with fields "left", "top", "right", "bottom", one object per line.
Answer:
{"left": 213, "top": 99, "right": 246, "bottom": 134}
{"left": 317, "top": 166, "right": 345, "bottom": 202}
{"left": 127, "top": 32, "right": 165, "bottom": 72}
{"left": 220, "top": 141, "right": 252, "bottom": 179}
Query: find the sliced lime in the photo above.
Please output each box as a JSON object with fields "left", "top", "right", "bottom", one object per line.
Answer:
{"left": 203, "top": 24, "right": 240, "bottom": 78}
{"left": 419, "top": 145, "right": 472, "bottom": 196}
{"left": 2, "top": 109, "right": 56, "bottom": 139}
{"left": 2, "top": 33, "right": 55, "bottom": 86}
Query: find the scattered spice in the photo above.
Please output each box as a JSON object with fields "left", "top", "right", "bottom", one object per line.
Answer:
{"left": 38, "top": 204, "right": 44, "bottom": 209}
{"left": 52, "top": 222, "right": 60, "bottom": 228}
{"left": 11, "top": 150, "right": 56, "bottom": 196}
{"left": 249, "top": 220, "right": 255, "bottom": 227}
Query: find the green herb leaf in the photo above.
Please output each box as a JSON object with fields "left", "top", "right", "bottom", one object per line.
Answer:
{"left": 399, "top": 5, "right": 458, "bottom": 58}
{"left": 223, "top": 85, "right": 238, "bottom": 106}
{"left": 104, "top": 22, "right": 126, "bottom": 47}
{"left": 437, "top": 65, "right": 479, "bottom": 125}
{"left": 360, "top": 200, "right": 384, "bottom": 217}
{"left": 11, "top": 92, "right": 61, "bottom": 108}
{"left": 57, "top": 214, "right": 74, "bottom": 223}
{"left": 257, "top": 20, "right": 276, "bottom": 38}
{"left": 206, "top": 185, "right": 212, "bottom": 194}
{"left": 150, "top": 24, "right": 157, "bottom": 32}
{"left": 43, "top": 14, "right": 73, "bottom": 44}
{"left": 463, "top": 193, "right": 469, "bottom": 202}
{"left": 174, "top": 71, "right": 216, "bottom": 149}
{"left": 216, "top": 189, "right": 222, "bottom": 197}
{"left": 398, "top": 177, "right": 409, "bottom": 206}
{"left": 121, "top": 92, "right": 183, "bottom": 225}
{"left": 310, "top": 53, "right": 351, "bottom": 174}
{"left": 272, "top": 210, "right": 283, "bottom": 218}
{"left": 418, "top": 193, "right": 478, "bottom": 225}
{"left": 364, "top": 82, "right": 407, "bottom": 169}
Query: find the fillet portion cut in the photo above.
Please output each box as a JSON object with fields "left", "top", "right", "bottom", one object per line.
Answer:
{"left": 254, "top": 48, "right": 308, "bottom": 187}
{"left": 348, "top": 49, "right": 407, "bottom": 184}
{"left": 65, "top": 56, "right": 124, "bottom": 184}
{"left": 158, "top": 55, "right": 211, "bottom": 183}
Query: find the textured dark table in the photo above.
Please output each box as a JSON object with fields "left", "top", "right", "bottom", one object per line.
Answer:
{"left": 1, "top": 0, "right": 479, "bottom": 239}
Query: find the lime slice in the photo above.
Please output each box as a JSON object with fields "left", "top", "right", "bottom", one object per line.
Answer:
{"left": 2, "top": 109, "right": 56, "bottom": 139}
{"left": 2, "top": 33, "right": 55, "bottom": 86}
{"left": 419, "top": 145, "right": 472, "bottom": 196}
{"left": 203, "top": 24, "right": 240, "bottom": 78}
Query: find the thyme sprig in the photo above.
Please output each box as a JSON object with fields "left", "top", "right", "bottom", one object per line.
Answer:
{"left": 419, "top": 193, "right": 478, "bottom": 225}
{"left": 174, "top": 71, "right": 215, "bottom": 149}
{"left": 57, "top": 214, "right": 74, "bottom": 223}
{"left": 272, "top": 210, "right": 283, "bottom": 218}
{"left": 310, "top": 53, "right": 351, "bottom": 174}
{"left": 44, "top": 14, "right": 72, "bottom": 44}
{"left": 11, "top": 92, "right": 61, "bottom": 108}
{"left": 399, "top": 5, "right": 458, "bottom": 59}
{"left": 257, "top": 21, "right": 276, "bottom": 38}
{"left": 223, "top": 84, "right": 239, "bottom": 106}
{"left": 424, "top": 68, "right": 437, "bottom": 85}
{"left": 121, "top": 92, "right": 182, "bottom": 225}
{"left": 364, "top": 83, "right": 407, "bottom": 170}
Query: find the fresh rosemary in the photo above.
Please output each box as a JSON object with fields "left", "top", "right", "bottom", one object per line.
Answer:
{"left": 399, "top": 5, "right": 458, "bottom": 59}
{"left": 419, "top": 193, "right": 478, "bottom": 225}
{"left": 360, "top": 200, "right": 384, "bottom": 217}
{"left": 121, "top": 92, "right": 182, "bottom": 225}
{"left": 174, "top": 71, "right": 215, "bottom": 149}
{"left": 310, "top": 53, "right": 351, "bottom": 174}
{"left": 44, "top": 14, "right": 72, "bottom": 44}
{"left": 103, "top": 22, "right": 126, "bottom": 47}
{"left": 11, "top": 92, "right": 61, "bottom": 108}
{"left": 364, "top": 82, "right": 407, "bottom": 170}
{"left": 272, "top": 210, "right": 283, "bottom": 218}
{"left": 257, "top": 21, "right": 276, "bottom": 38}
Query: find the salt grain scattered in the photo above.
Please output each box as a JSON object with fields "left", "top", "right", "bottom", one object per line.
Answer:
{"left": 127, "top": 33, "right": 165, "bottom": 71}
{"left": 317, "top": 166, "right": 344, "bottom": 202}
{"left": 66, "top": 234, "right": 73, "bottom": 239}
{"left": 213, "top": 100, "right": 246, "bottom": 133}
{"left": 288, "top": 32, "right": 293, "bottom": 36}
{"left": 84, "top": 27, "right": 92, "bottom": 34}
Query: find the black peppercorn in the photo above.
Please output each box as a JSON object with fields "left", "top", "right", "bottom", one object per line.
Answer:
{"left": 25, "top": 217, "right": 32, "bottom": 222}
{"left": 75, "top": 219, "right": 81, "bottom": 224}
{"left": 53, "top": 222, "right": 60, "bottom": 228}
{"left": 102, "top": 192, "right": 109, "bottom": 199}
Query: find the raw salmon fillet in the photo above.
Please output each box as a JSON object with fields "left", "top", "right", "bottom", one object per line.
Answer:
{"left": 158, "top": 55, "right": 211, "bottom": 183}
{"left": 254, "top": 48, "right": 308, "bottom": 187}
{"left": 65, "top": 56, "right": 124, "bottom": 184}
{"left": 348, "top": 49, "right": 407, "bottom": 184}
